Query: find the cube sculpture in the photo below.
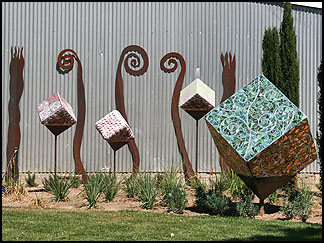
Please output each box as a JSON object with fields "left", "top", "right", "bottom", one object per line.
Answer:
{"left": 179, "top": 78, "right": 215, "bottom": 120}
{"left": 37, "top": 92, "right": 77, "bottom": 136}
{"left": 205, "top": 75, "right": 317, "bottom": 200}
{"left": 95, "top": 110, "right": 135, "bottom": 151}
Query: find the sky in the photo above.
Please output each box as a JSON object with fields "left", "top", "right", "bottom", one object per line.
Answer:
{"left": 290, "top": 2, "right": 322, "bottom": 9}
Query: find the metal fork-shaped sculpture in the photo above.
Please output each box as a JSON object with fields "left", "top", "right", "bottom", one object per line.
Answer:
{"left": 219, "top": 52, "right": 236, "bottom": 174}
{"left": 7, "top": 46, "right": 24, "bottom": 181}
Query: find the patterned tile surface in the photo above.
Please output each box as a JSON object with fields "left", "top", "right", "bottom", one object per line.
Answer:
{"left": 37, "top": 92, "right": 77, "bottom": 126}
{"left": 206, "top": 75, "right": 306, "bottom": 161}
{"left": 95, "top": 110, "right": 135, "bottom": 142}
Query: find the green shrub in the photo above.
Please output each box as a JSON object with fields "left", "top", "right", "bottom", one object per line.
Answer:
{"left": 164, "top": 183, "right": 188, "bottom": 214}
{"left": 193, "top": 176, "right": 231, "bottom": 216}
{"left": 123, "top": 173, "right": 141, "bottom": 198}
{"left": 191, "top": 177, "right": 208, "bottom": 207}
{"left": 280, "top": 182, "right": 313, "bottom": 222}
{"left": 159, "top": 166, "right": 183, "bottom": 204}
{"left": 209, "top": 172, "right": 230, "bottom": 195}
{"left": 268, "top": 190, "right": 280, "bottom": 204}
{"left": 236, "top": 194, "right": 259, "bottom": 218}
{"left": 42, "top": 174, "right": 71, "bottom": 201}
{"left": 228, "top": 170, "right": 254, "bottom": 200}
{"left": 137, "top": 173, "right": 158, "bottom": 209}
{"left": 199, "top": 191, "right": 231, "bottom": 216}
{"left": 25, "top": 171, "right": 38, "bottom": 187}
{"left": 102, "top": 172, "right": 121, "bottom": 202}
{"left": 83, "top": 173, "right": 106, "bottom": 209}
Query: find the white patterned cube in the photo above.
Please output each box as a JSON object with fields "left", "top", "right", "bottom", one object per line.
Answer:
{"left": 179, "top": 78, "right": 215, "bottom": 120}
{"left": 37, "top": 92, "right": 77, "bottom": 126}
{"left": 95, "top": 110, "right": 135, "bottom": 142}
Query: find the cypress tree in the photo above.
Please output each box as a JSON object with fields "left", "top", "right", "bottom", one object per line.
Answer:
{"left": 262, "top": 27, "right": 282, "bottom": 87}
{"left": 279, "top": 2, "right": 300, "bottom": 107}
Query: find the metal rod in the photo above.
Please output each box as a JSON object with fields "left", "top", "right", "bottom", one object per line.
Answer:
{"left": 259, "top": 198, "right": 265, "bottom": 216}
{"left": 54, "top": 135, "right": 57, "bottom": 176}
{"left": 196, "top": 119, "right": 199, "bottom": 174}
{"left": 114, "top": 150, "right": 116, "bottom": 173}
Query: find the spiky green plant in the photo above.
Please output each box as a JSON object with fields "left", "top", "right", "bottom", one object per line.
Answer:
{"left": 228, "top": 170, "right": 253, "bottom": 201}
{"left": 25, "top": 171, "right": 38, "bottom": 187}
{"left": 159, "top": 166, "right": 183, "bottom": 204}
{"left": 42, "top": 174, "right": 71, "bottom": 201}
{"left": 137, "top": 173, "right": 158, "bottom": 209}
{"left": 123, "top": 173, "right": 141, "bottom": 198}
{"left": 83, "top": 173, "right": 106, "bottom": 209}
{"left": 102, "top": 172, "right": 121, "bottom": 202}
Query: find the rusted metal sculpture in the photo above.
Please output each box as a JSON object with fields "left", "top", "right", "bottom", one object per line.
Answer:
{"left": 179, "top": 78, "right": 215, "bottom": 173}
{"left": 160, "top": 52, "right": 195, "bottom": 178}
{"left": 57, "top": 49, "right": 88, "bottom": 182}
{"left": 6, "top": 47, "right": 24, "bottom": 180}
{"left": 219, "top": 52, "right": 236, "bottom": 174}
{"left": 115, "top": 45, "right": 149, "bottom": 174}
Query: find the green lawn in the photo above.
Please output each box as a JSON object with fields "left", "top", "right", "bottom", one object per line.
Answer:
{"left": 2, "top": 207, "right": 322, "bottom": 241}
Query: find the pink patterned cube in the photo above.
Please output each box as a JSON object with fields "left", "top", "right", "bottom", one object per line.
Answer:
{"left": 95, "top": 110, "right": 135, "bottom": 142}
{"left": 37, "top": 92, "right": 77, "bottom": 126}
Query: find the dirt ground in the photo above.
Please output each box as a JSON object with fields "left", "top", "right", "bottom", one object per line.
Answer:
{"left": 2, "top": 183, "right": 322, "bottom": 225}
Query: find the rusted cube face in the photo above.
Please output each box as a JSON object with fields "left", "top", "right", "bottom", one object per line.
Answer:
{"left": 205, "top": 75, "right": 317, "bottom": 198}
{"left": 37, "top": 92, "right": 77, "bottom": 135}
{"left": 179, "top": 78, "right": 215, "bottom": 120}
{"left": 95, "top": 110, "right": 134, "bottom": 151}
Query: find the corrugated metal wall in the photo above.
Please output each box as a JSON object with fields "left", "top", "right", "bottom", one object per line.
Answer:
{"left": 2, "top": 2, "right": 322, "bottom": 173}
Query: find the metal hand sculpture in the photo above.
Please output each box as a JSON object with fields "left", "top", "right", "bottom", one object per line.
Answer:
{"left": 7, "top": 47, "right": 24, "bottom": 181}
{"left": 57, "top": 49, "right": 87, "bottom": 182}
{"left": 160, "top": 52, "right": 195, "bottom": 178}
{"left": 115, "top": 45, "right": 149, "bottom": 174}
{"left": 219, "top": 52, "right": 236, "bottom": 174}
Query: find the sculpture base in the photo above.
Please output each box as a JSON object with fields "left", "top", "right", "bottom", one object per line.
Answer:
{"left": 237, "top": 174, "right": 295, "bottom": 200}
{"left": 108, "top": 141, "right": 129, "bottom": 151}
{"left": 184, "top": 109, "right": 211, "bottom": 120}
{"left": 45, "top": 125, "right": 72, "bottom": 136}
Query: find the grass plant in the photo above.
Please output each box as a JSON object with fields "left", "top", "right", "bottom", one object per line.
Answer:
{"left": 102, "top": 172, "right": 121, "bottom": 202}
{"left": 82, "top": 173, "right": 106, "bottom": 209}
{"left": 25, "top": 171, "right": 38, "bottom": 187}
{"left": 42, "top": 174, "right": 71, "bottom": 202}
{"left": 137, "top": 173, "right": 158, "bottom": 209}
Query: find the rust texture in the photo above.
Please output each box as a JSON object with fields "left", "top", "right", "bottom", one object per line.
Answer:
{"left": 57, "top": 49, "right": 87, "bottom": 182}
{"left": 115, "top": 45, "right": 149, "bottom": 174}
{"left": 219, "top": 52, "right": 236, "bottom": 174}
{"left": 6, "top": 47, "right": 25, "bottom": 179}
{"left": 160, "top": 52, "right": 195, "bottom": 178}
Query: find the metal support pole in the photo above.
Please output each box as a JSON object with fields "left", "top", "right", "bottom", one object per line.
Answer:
{"left": 196, "top": 119, "right": 199, "bottom": 174}
{"left": 54, "top": 135, "right": 57, "bottom": 176}
{"left": 114, "top": 150, "right": 116, "bottom": 173}
{"left": 259, "top": 198, "right": 265, "bottom": 216}
{"left": 14, "top": 147, "right": 19, "bottom": 182}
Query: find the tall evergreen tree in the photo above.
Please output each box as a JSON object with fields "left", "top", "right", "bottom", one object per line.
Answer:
{"left": 262, "top": 27, "right": 282, "bottom": 86}
{"left": 279, "top": 2, "right": 300, "bottom": 107}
